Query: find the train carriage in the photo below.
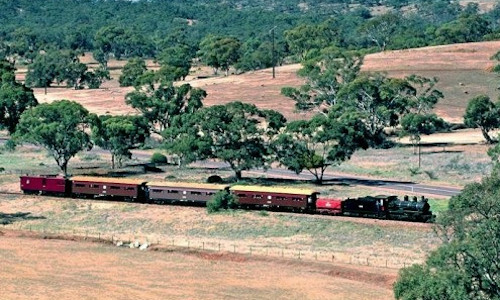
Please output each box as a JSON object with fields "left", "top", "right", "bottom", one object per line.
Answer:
{"left": 229, "top": 185, "right": 319, "bottom": 211}
{"left": 20, "top": 175, "right": 70, "bottom": 196}
{"left": 70, "top": 176, "right": 147, "bottom": 200}
{"left": 145, "top": 182, "right": 229, "bottom": 204}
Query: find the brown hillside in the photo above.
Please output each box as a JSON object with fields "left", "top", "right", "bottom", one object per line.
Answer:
{"left": 363, "top": 41, "right": 500, "bottom": 123}
{"left": 27, "top": 41, "right": 500, "bottom": 123}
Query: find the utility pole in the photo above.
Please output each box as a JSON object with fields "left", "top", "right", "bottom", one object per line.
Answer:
{"left": 269, "top": 26, "right": 277, "bottom": 79}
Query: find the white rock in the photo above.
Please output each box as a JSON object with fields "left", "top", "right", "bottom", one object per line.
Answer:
{"left": 134, "top": 241, "right": 140, "bottom": 248}
{"left": 116, "top": 241, "right": 123, "bottom": 247}
{"left": 139, "top": 243, "right": 149, "bottom": 251}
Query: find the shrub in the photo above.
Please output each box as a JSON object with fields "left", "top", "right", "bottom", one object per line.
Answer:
{"left": 207, "top": 175, "right": 223, "bottom": 183}
{"left": 150, "top": 152, "right": 168, "bottom": 164}
{"left": 207, "top": 191, "right": 238, "bottom": 213}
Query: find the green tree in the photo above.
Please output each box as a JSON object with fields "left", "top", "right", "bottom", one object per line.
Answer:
{"left": 156, "top": 45, "right": 193, "bottom": 81}
{"left": 463, "top": 95, "right": 499, "bottom": 144}
{"left": 336, "top": 73, "right": 413, "bottom": 145}
{"left": 0, "top": 61, "right": 38, "bottom": 134}
{"left": 272, "top": 111, "right": 368, "bottom": 183}
{"left": 14, "top": 100, "right": 93, "bottom": 176}
{"left": 25, "top": 50, "right": 59, "bottom": 93}
{"left": 281, "top": 48, "right": 363, "bottom": 113}
{"left": 91, "top": 115, "right": 150, "bottom": 168}
{"left": 125, "top": 83, "right": 206, "bottom": 134}
{"left": 394, "top": 167, "right": 500, "bottom": 299}
{"left": 119, "top": 58, "right": 147, "bottom": 87}
{"left": 198, "top": 35, "right": 241, "bottom": 76}
{"left": 167, "top": 102, "right": 285, "bottom": 180}
{"left": 283, "top": 23, "right": 331, "bottom": 61}
{"left": 359, "top": 13, "right": 401, "bottom": 51}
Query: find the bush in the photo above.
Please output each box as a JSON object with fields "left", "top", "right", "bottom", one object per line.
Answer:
{"left": 207, "top": 175, "right": 223, "bottom": 183}
{"left": 150, "top": 152, "right": 168, "bottom": 164}
{"left": 207, "top": 191, "right": 238, "bottom": 213}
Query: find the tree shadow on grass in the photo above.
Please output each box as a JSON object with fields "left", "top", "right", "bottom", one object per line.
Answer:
{"left": 0, "top": 212, "right": 46, "bottom": 225}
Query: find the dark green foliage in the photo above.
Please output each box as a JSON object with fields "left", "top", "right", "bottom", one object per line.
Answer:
{"left": 165, "top": 102, "right": 285, "bottom": 180}
{"left": 394, "top": 168, "right": 500, "bottom": 299}
{"left": 125, "top": 83, "right": 206, "bottom": 134}
{"left": 281, "top": 48, "right": 363, "bottom": 113}
{"left": 91, "top": 115, "right": 150, "bottom": 168}
{"left": 198, "top": 35, "right": 241, "bottom": 76}
{"left": 272, "top": 111, "right": 369, "bottom": 183}
{"left": 207, "top": 191, "right": 238, "bottom": 213}
{"left": 156, "top": 45, "right": 193, "bottom": 81}
{"left": 150, "top": 152, "right": 168, "bottom": 164}
{"left": 26, "top": 49, "right": 108, "bottom": 90}
{"left": 207, "top": 175, "right": 223, "bottom": 184}
{"left": 463, "top": 95, "right": 500, "bottom": 144}
{"left": 400, "top": 113, "right": 448, "bottom": 143}
{"left": 14, "top": 100, "right": 93, "bottom": 176}
{"left": 0, "top": 60, "right": 38, "bottom": 134}
{"left": 119, "top": 58, "right": 147, "bottom": 87}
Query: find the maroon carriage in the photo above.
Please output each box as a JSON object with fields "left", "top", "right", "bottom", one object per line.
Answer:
{"left": 229, "top": 185, "right": 319, "bottom": 211}
{"left": 146, "top": 181, "right": 229, "bottom": 204}
{"left": 70, "top": 176, "right": 147, "bottom": 200}
{"left": 316, "top": 198, "right": 342, "bottom": 215}
{"left": 20, "top": 175, "right": 70, "bottom": 196}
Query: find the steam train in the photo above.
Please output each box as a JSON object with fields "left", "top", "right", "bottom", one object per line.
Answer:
{"left": 20, "top": 175, "right": 434, "bottom": 222}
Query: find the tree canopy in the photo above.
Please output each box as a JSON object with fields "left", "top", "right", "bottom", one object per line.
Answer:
{"left": 125, "top": 83, "right": 206, "bottom": 134}
{"left": 14, "top": 100, "right": 93, "bottom": 176}
{"left": 165, "top": 101, "right": 286, "bottom": 180}
{"left": 0, "top": 60, "right": 38, "bottom": 134}
{"left": 394, "top": 167, "right": 500, "bottom": 299}
{"left": 463, "top": 94, "right": 500, "bottom": 144}
{"left": 91, "top": 115, "right": 150, "bottom": 168}
{"left": 272, "top": 110, "right": 369, "bottom": 183}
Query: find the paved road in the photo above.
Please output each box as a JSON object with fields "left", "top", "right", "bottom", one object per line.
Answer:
{"left": 193, "top": 161, "right": 462, "bottom": 197}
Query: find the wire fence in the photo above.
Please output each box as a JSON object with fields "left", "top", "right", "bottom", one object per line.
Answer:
{"left": 7, "top": 223, "right": 424, "bottom": 270}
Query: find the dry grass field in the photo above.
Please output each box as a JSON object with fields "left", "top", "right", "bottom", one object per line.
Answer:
{"left": 0, "top": 231, "right": 396, "bottom": 300}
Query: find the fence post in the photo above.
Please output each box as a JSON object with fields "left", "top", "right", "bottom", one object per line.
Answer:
{"left": 386, "top": 259, "right": 388, "bottom": 268}
{"left": 172, "top": 239, "right": 174, "bottom": 246}
{"left": 282, "top": 248, "right": 284, "bottom": 258}
{"left": 250, "top": 246, "right": 252, "bottom": 255}
{"left": 218, "top": 243, "right": 221, "bottom": 252}
{"left": 188, "top": 240, "right": 190, "bottom": 249}
{"left": 366, "top": 257, "right": 369, "bottom": 266}
{"left": 332, "top": 254, "right": 334, "bottom": 262}
{"left": 233, "top": 245, "right": 236, "bottom": 253}
{"left": 298, "top": 251, "right": 301, "bottom": 260}
{"left": 202, "top": 242, "right": 205, "bottom": 251}
{"left": 315, "top": 253, "right": 317, "bottom": 261}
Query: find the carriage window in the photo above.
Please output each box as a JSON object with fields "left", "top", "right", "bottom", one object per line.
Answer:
{"left": 237, "top": 193, "right": 247, "bottom": 197}
{"left": 254, "top": 195, "right": 263, "bottom": 199}
{"left": 191, "top": 191, "right": 202, "bottom": 195}
{"left": 75, "top": 183, "right": 85, "bottom": 187}
{"left": 276, "top": 196, "right": 286, "bottom": 201}
{"left": 292, "top": 197, "right": 302, "bottom": 201}
{"left": 206, "top": 192, "right": 214, "bottom": 196}
{"left": 110, "top": 186, "right": 121, "bottom": 190}
{"left": 124, "top": 187, "right": 135, "bottom": 191}
{"left": 90, "top": 184, "right": 100, "bottom": 188}
{"left": 151, "top": 189, "right": 163, "bottom": 193}
{"left": 168, "top": 190, "right": 179, "bottom": 194}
